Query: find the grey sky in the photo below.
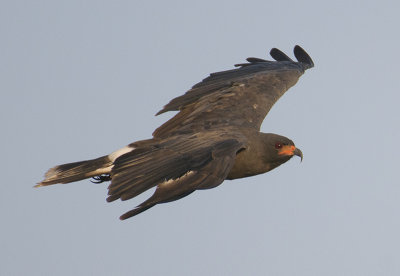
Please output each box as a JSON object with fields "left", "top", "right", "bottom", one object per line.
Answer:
{"left": 1, "top": 0, "right": 400, "bottom": 275}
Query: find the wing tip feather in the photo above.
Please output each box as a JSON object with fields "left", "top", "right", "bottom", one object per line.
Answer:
{"left": 294, "top": 45, "right": 314, "bottom": 69}
{"left": 269, "top": 48, "right": 294, "bottom": 62}
{"left": 119, "top": 204, "right": 155, "bottom": 220}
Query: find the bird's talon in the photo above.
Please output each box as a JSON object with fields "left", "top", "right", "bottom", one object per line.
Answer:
{"left": 91, "top": 174, "right": 111, "bottom": 184}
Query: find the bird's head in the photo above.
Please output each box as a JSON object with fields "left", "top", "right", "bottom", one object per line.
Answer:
{"left": 263, "top": 133, "right": 303, "bottom": 166}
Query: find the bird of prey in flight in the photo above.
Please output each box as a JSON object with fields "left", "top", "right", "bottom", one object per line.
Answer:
{"left": 37, "top": 45, "right": 314, "bottom": 220}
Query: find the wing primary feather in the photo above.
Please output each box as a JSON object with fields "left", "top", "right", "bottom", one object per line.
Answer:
{"left": 246, "top": 57, "right": 268, "bottom": 63}
{"left": 294, "top": 45, "right": 314, "bottom": 69}
{"left": 120, "top": 203, "right": 155, "bottom": 220}
{"left": 234, "top": 57, "right": 272, "bottom": 67}
{"left": 269, "top": 48, "right": 294, "bottom": 62}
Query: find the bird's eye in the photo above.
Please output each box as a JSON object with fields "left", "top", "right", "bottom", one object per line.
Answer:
{"left": 275, "top": 142, "right": 282, "bottom": 149}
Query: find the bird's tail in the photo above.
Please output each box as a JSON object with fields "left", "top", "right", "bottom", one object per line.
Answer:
{"left": 35, "top": 155, "right": 113, "bottom": 187}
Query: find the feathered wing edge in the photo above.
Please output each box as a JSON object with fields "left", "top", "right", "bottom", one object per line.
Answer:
{"left": 107, "top": 139, "right": 244, "bottom": 220}
{"left": 293, "top": 45, "right": 314, "bottom": 69}
{"left": 156, "top": 45, "right": 313, "bottom": 116}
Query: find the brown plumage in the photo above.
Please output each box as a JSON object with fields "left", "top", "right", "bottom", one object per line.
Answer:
{"left": 37, "top": 45, "right": 314, "bottom": 220}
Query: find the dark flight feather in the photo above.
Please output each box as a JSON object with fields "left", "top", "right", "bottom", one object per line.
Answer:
{"left": 153, "top": 66, "right": 305, "bottom": 138}
{"left": 118, "top": 139, "right": 241, "bottom": 219}
{"left": 270, "top": 47, "right": 294, "bottom": 62}
{"left": 155, "top": 47, "right": 313, "bottom": 135}
{"left": 294, "top": 45, "right": 314, "bottom": 69}
{"left": 107, "top": 136, "right": 243, "bottom": 202}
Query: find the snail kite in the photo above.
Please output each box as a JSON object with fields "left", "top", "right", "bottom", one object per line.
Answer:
{"left": 37, "top": 45, "right": 314, "bottom": 220}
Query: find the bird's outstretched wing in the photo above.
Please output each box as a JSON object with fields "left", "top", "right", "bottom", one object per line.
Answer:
{"left": 154, "top": 45, "right": 313, "bottom": 138}
{"left": 106, "top": 132, "right": 245, "bottom": 219}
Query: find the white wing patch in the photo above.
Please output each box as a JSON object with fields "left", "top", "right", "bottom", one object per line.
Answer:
{"left": 108, "top": 145, "right": 135, "bottom": 162}
{"left": 163, "top": 170, "right": 195, "bottom": 186}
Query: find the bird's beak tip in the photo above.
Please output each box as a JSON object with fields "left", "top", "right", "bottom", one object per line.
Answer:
{"left": 294, "top": 147, "right": 303, "bottom": 163}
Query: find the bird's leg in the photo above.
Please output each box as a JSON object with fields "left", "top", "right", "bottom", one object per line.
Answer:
{"left": 91, "top": 174, "right": 112, "bottom": 184}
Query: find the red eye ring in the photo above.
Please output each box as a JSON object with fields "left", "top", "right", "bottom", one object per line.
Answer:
{"left": 275, "top": 142, "right": 282, "bottom": 149}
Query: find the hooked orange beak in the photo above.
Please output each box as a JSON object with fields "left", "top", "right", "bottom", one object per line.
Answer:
{"left": 278, "top": 145, "right": 303, "bottom": 162}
